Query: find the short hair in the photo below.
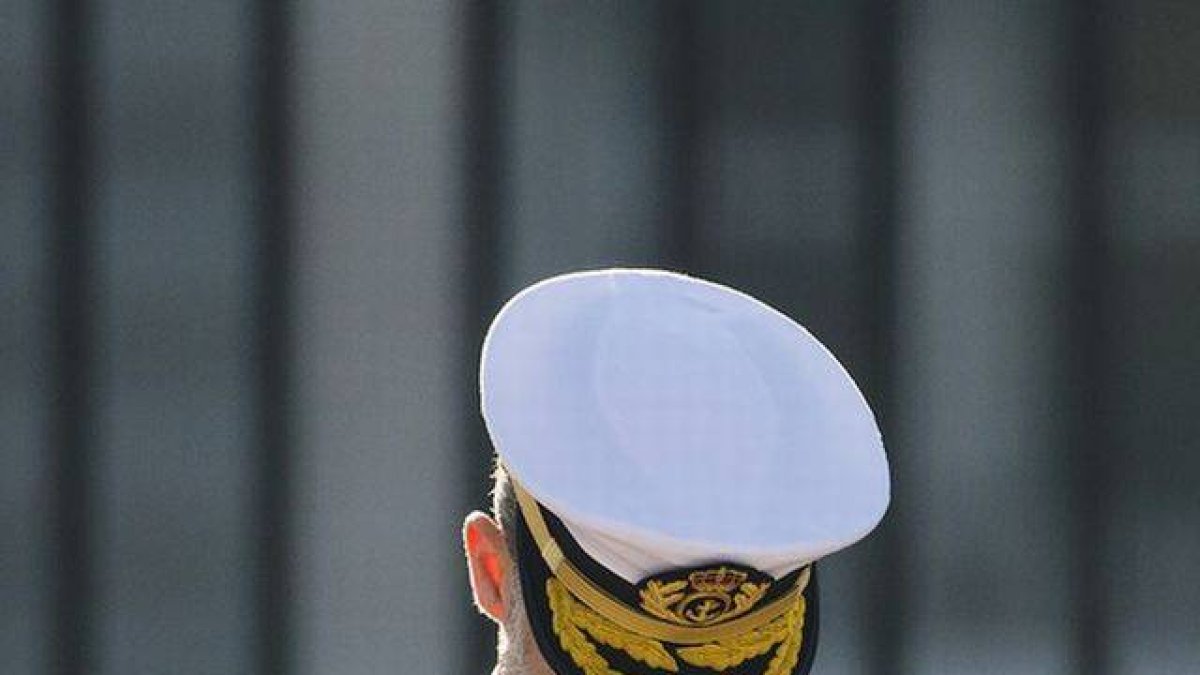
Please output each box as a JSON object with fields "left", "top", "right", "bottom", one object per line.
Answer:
{"left": 491, "top": 459, "right": 520, "bottom": 561}
{"left": 490, "top": 461, "right": 533, "bottom": 650}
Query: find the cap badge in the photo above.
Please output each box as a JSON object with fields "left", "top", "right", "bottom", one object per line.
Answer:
{"left": 639, "top": 565, "right": 772, "bottom": 627}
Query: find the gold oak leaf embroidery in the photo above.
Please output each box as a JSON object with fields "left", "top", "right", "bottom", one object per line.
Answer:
{"left": 638, "top": 580, "right": 689, "bottom": 623}
{"left": 547, "top": 578, "right": 680, "bottom": 674}
{"left": 547, "top": 583, "right": 619, "bottom": 675}
{"left": 733, "top": 582, "right": 770, "bottom": 614}
{"left": 548, "top": 575, "right": 805, "bottom": 675}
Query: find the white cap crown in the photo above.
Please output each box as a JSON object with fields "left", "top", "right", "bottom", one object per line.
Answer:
{"left": 482, "top": 269, "right": 890, "bottom": 581}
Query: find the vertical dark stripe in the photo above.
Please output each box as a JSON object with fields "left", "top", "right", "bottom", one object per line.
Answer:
{"left": 462, "top": 0, "right": 504, "bottom": 317}
{"left": 46, "top": 0, "right": 94, "bottom": 673}
{"left": 253, "top": 1, "right": 294, "bottom": 673}
{"left": 858, "top": 1, "right": 905, "bottom": 674}
{"left": 1065, "top": 1, "right": 1111, "bottom": 674}
{"left": 462, "top": 2, "right": 506, "bottom": 672}
{"left": 657, "top": 0, "right": 701, "bottom": 273}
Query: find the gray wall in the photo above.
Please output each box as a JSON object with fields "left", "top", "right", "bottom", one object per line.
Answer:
{"left": 2, "top": 2, "right": 1197, "bottom": 674}
{"left": 291, "top": 2, "right": 468, "bottom": 673}
{"left": 900, "top": 3, "right": 1072, "bottom": 672}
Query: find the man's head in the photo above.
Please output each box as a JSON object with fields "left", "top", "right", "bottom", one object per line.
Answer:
{"left": 462, "top": 464, "right": 554, "bottom": 675}
{"left": 469, "top": 269, "right": 891, "bottom": 675}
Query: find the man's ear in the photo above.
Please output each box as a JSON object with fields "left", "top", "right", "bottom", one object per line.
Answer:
{"left": 463, "top": 511, "right": 514, "bottom": 624}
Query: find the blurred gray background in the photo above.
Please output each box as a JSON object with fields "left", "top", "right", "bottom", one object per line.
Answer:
{"left": 2, "top": 1, "right": 1197, "bottom": 674}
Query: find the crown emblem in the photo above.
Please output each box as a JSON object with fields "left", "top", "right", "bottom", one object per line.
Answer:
{"left": 688, "top": 567, "right": 748, "bottom": 594}
{"left": 638, "top": 564, "right": 771, "bottom": 627}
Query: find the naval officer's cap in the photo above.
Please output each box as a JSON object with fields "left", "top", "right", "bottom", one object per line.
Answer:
{"left": 481, "top": 269, "right": 890, "bottom": 675}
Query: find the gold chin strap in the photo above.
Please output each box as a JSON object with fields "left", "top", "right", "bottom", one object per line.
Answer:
{"left": 513, "top": 480, "right": 809, "bottom": 674}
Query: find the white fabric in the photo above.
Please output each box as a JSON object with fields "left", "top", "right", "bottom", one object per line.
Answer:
{"left": 481, "top": 269, "right": 890, "bottom": 582}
